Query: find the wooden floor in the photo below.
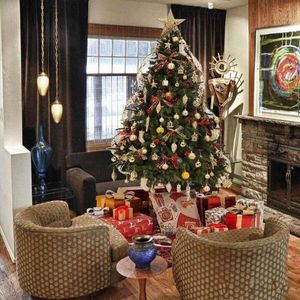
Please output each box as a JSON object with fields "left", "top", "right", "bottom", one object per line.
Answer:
{"left": 1, "top": 235, "right": 300, "bottom": 300}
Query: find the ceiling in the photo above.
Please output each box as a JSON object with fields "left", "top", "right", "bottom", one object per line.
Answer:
{"left": 132, "top": 0, "right": 248, "bottom": 9}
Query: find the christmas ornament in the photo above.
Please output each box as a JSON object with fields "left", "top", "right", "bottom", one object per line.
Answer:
{"left": 205, "top": 135, "right": 210, "bottom": 142}
{"left": 181, "top": 171, "right": 190, "bottom": 180}
{"left": 183, "top": 74, "right": 187, "bottom": 80}
{"left": 159, "top": 117, "right": 165, "bottom": 123}
{"left": 129, "top": 156, "right": 135, "bottom": 163}
{"left": 140, "top": 177, "right": 149, "bottom": 191}
{"left": 111, "top": 156, "right": 117, "bottom": 162}
{"left": 178, "top": 66, "right": 184, "bottom": 74}
{"left": 162, "top": 163, "right": 169, "bottom": 170}
{"left": 172, "top": 36, "right": 179, "bottom": 43}
{"left": 147, "top": 73, "right": 152, "bottom": 82}
{"left": 194, "top": 112, "right": 201, "bottom": 120}
{"left": 182, "top": 109, "right": 188, "bottom": 116}
{"left": 191, "top": 133, "right": 198, "bottom": 141}
{"left": 191, "top": 73, "right": 198, "bottom": 83}
{"left": 167, "top": 62, "right": 175, "bottom": 70}
{"left": 205, "top": 173, "right": 210, "bottom": 179}
{"left": 156, "top": 102, "right": 162, "bottom": 113}
{"left": 188, "top": 152, "right": 196, "bottom": 160}
{"left": 120, "top": 145, "right": 125, "bottom": 151}
{"left": 129, "top": 134, "right": 137, "bottom": 141}
{"left": 162, "top": 78, "right": 169, "bottom": 86}
{"left": 203, "top": 185, "right": 210, "bottom": 192}
{"left": 141, "top": 148, "right": 148, "bottom": 154}
{"left": 130, "top": 170, "right": 138, "bottom": 181}
{"left": 167, "top": 120, "right": 174, "bottom": 128}
{"left": 166, "top": 182, "right": 172, "bottom": 193}
{"left": 174, "top": 113, "right": 180, "bottom": 120}
{"left": 158, "top": 11, "right": 185, "bottom": 35}
{"left": 175, "top": 82, "right": 179, "bottom": 87}
{"left": 179, "top": 39, "right": 187, "bottom": 56}
{"left": 165, "top": 42, "right": 171, "bottom": 49}
{"left": 180, "top": 140, "right": 186, "bottom": 147}
{"left": 152, "top": 153, "right": 158, "bottom": 160}
{"left": 192, "top": 121, "right": 198, "bottom": 129}
{"left": 138, "top": 131, "right": 145, "bottom": 143}
{"left": 182, "top": 94, "right": 188, "bottom": 104}
{"left": 195, "top": 160, "right": 201, "bottom": 168}
{"left": 214, "top": 116, "right": 220, "bottom": 124}
{"left": 121, "top": 154, "right": 128, "bottom": 161}
{"left": 176, "top": 184, "right": 181, "bottom": 192}
{"left": 151, "top": 80, "right": 158, "bottom": 88}
{"left": 164, "top": 91, "right": 173, "bottom": 101}
{"left": 111, "top": 168, "right": 117, "bottom": 181}
{"left": 171, "top": 142, "right": 177, "bottom": 153}
{"left": 193, "top": 99, "right": 201, "bottom": 107}
{"left": 156, "top": 126, "right": 165, "bottom": 134}
{"left": 210, "top": 171, "right": 214, "bottom": 177}
{"left": 146, "top": 116, "right": 150, "bottom": 132}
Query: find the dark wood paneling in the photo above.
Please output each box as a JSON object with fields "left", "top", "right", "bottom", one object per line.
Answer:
{"left": 248, "top": 0, "right": 300, "bottom": 115}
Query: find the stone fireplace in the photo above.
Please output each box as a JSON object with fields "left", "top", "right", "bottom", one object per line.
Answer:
{"left": 237, "top": 115, "right": 300, "bottom": 220}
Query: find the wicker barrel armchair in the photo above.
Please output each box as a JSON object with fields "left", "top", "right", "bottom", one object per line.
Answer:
{"left": 172, "top": 218, "right": 290, "bottom": 300}
{"left": 15, "top": 201, "right": 128, "bottom": 299}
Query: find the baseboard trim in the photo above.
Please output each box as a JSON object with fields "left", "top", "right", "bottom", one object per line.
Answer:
{"left": 0, "top": 226, "right": 15, "bottom": 263}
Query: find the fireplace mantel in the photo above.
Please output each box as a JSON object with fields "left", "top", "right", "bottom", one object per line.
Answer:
{"left": 235, "top": 115, "right": 300, "bottom": 128}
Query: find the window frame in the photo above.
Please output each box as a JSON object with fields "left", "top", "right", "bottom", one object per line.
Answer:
{"left": 86, "top": 24, "right": 161, "bottom": 152}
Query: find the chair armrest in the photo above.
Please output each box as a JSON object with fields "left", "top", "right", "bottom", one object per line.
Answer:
{"left": 97, "top": 219, "right": 128, "bottom": 262}
{"left": 66, "top": 167, "right": 96, "bottom": 214}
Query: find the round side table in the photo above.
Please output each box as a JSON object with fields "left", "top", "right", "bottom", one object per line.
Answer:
{"left": 116, "top": 256, "right": 168, "bottom": 300}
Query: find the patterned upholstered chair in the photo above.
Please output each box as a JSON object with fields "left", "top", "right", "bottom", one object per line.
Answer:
{"left": 15, "top": 201, "right": 128, "bottom": 299}
{"left": 172, "top": 218, "right": 290, "bottom": 300}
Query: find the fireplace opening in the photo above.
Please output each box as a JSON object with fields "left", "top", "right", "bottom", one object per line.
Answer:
{"left": 268, "top": 158, "right": 300, "bottom": 219}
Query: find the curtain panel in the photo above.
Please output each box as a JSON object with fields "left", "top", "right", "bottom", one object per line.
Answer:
{"left": 20, "top": 0, "right": 89, "bottom": 182}
{"left": 171, "top": 5, "right": 226, "bottom": 99}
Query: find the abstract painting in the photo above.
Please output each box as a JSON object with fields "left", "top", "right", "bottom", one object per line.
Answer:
{"left": 254, "top": 25, "right": 300, "bottom": 122}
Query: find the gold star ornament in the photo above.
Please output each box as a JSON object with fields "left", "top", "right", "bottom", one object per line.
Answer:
{"left": 159, "top": 10, "right": 185, "bottom": 35}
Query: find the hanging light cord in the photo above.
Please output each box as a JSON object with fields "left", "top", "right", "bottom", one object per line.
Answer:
{"left": 54, "top": 0, "right": 59, "bottom": 99}
{"left": 41, "top": 0, "right": 45, "bottom": 72}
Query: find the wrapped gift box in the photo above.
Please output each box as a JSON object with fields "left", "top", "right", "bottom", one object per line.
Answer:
{"left": 225, "top": 212, "right": 261, "bottom": 230}
{"left": 190, "top": 226, "right": 211, "bottom": 235}
{"left": 236, "top": 198, "right": 264, "bottom": 226}
{"left": 96, "top": 195, "right": 125, "bottom": 211}
{"left": 113, "top": 205, "right": 133, "bottom": 221}
{"left": 205, "top": 207, "right": 227, "bottom": 226}
{"left": 99, "top": 213, "right": 153, "bottom": 239}
{"left": 197, "top": 194, "right": 236, "bottom": 225}
{"left": 125, "top": 197, "right": 142, "bottom": 213}
{"left": 208, "top": 223, "right": 228, "bottom": 232}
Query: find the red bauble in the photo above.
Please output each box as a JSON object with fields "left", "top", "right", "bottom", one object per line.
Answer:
{"left": 154, "top": 138, "right": 161, "bottom": 145}
{"left": 184, "top": 151, "right": 190, "bottom": 157}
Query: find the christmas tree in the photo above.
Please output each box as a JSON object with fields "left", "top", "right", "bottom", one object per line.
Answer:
{"left": 110, "top": 11, "right": 232, "bottom": 194}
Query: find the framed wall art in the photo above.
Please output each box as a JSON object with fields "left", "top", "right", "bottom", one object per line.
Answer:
{"left": 254, "top": 25, "right": 300, "bottom": 122}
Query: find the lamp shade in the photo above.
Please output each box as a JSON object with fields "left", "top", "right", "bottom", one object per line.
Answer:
{"left": 37, "top": 72, "right": 49, "bottom": 96}
{"left": 51, "top": 98, "right": 63, "bottom": 123}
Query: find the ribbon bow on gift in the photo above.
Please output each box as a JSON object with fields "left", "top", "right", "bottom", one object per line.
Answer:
{"left": 105, "top": 190, "right": 135, "bottom": 200}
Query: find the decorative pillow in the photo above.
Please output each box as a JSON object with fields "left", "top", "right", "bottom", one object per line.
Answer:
{"left": 149, "top": 192, "right": 201, "bottom": 235}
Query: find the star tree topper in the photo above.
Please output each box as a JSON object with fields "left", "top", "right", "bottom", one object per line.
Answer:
{"left": 159, "top": 10, "right": 185, "bottom": 35}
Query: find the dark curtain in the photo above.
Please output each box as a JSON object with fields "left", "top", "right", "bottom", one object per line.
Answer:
{"left": 20, "top": 0, "right": 88, "bottom": 183}
{"left": 172, "top": 5, "right": 226, "bottom": 99}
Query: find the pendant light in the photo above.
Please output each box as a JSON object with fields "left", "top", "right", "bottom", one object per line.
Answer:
{"left": 37, "top": 0, "right": 49, "bottom": 96}
{"left": 51, "top": 0, "right": 63, "bottom": 124}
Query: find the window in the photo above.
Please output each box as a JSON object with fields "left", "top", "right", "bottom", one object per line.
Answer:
{"left": 86, "top": 35, "right": 157, "bottom": 150}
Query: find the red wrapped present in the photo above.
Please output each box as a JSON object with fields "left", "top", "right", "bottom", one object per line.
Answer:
{"left": 99, "top": 213, "right": 153, "bottom": 239}
{"left": 225, "top": 212, "right": 261, "bottom": 230}
{"left": 190, "top": 226, "right": 211, "bottom": 235}
{"left": 208, "top": 223, "right": 228, "bottom": 232}
{"left": 113, "top": 205, "right": 133, "bottom": 221}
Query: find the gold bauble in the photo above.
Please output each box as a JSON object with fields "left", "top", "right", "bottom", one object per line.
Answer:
{"left": 181, "top": 171, "right": 190, "bottom": 180}
{"left": 156, "top": 126, "right": 165, "bottom": 134}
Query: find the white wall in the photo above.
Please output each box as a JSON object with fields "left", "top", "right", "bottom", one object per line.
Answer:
{"left": 0, "top": 0, "right": 32, "bottom": 261}
{"left": 224, "top": 5, "right": 249, "bottom": 183}
{"left": 89, "top": 0, "right": 168, "bottom": 27}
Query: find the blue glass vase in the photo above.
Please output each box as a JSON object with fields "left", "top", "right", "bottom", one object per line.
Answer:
{"left": 128, "top": 235, "right": 157, "bottom": 270}
{"left": 31, "top": 125, "right": 53, "bottom": 192}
